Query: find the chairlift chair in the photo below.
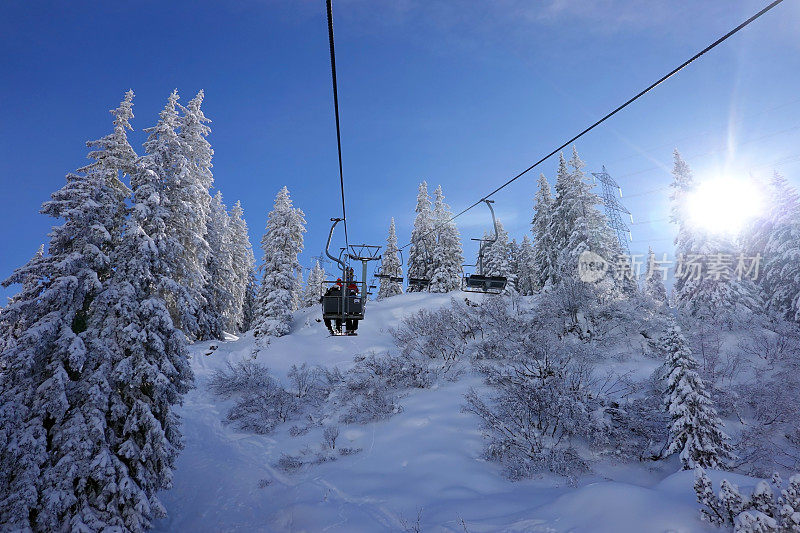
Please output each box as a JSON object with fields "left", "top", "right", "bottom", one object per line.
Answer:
{"left": 321, "top": 219, "right": 381, "bottom": 336}
{"left": 462, "top": 199, "right": 508, "bottom": 294}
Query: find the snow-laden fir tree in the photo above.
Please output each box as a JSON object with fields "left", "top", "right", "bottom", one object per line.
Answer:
{"left": 669, "top": 150, "right": 762, "bottom": 321}
{"left": 302, "top": 260, "right": 326, "bottom": 308}
{"left": 378, "top": 218, "right": 403, "bottom": 299}
{"left": 644, "top": 247, "right": 668, "bottom": 305}
{"left": 85, "top": 130, "right": 194, "bottom": 530}
{"left": 254, "top": 186, "right": 306, "bottom": 337}
{"left": 532, "top": 173, "right": 555, "bottom": 289}
{"left": 177, "top": 90, "right": 216, "bottom": 339}
{"left": 761, "top": 173, "right": 800, "bottom": 322}
{"left": 241, "top": 269, "right": 258, "bottom": 332}
{"left": 139, "top": 90, "right": 205, "bottom": 338}
{"left": 551, "top": 148, "right": 619, "bottom": 288}
{"left": 0, "top": 91, "right": 137, "bottom": 530}
{"left": 508, "top": 238, "right": 520, "bottom": 291}
{"left": 515, "top": 235, "right": 537, "bottom": 295}
{"left": 200, "top": 191, "right": 236, "bottom": 338}
{"left": 292, "top": 269, "right": 303, "bottom": 312}
{"left": 228, "top": 200, "right": 256, "bottom": 332}
{"left": 662, "top": 321, "right": 733, "bottom": 470}
{"left": 408, "top": 181, "right": 435, "bottom": 290}
{"left": 429, "top": 186, "right": 463, "bottom": 293}
{"left": 481, "top": 219, "right": 515, "bottom": 291}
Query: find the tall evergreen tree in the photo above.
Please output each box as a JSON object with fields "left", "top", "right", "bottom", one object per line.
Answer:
{"left": 430, "top": 186, "right": 464, "bottom": 293}
{"left": 228, "top": 200, "right": 256, "bottom": 332}
{"left": 241, "top": 269, "right": 258, "bottom": 333}
{"left": 253, "top": 187, "right": 306, "bottom": 337}
{"left": 200, "top": 191, "right": 235, "bottom": 338}
{"left": 761, "top": 173, "right": 800, "bottom": 322}
{"left": 515, "top": 235, "right": 537, "bottom": 296}
{"left": 481, "top": 219, "right": 515, "bottom": 291}
{"left": 644, "top": 247, "right": 668, "bottom": 305}
{"left": 531, "top": 173, "right": 555, "bottom": 289}
{"left": 292, "top": 269, "right": 304, "bottom": 312}
{"left": 378, "top": 218, "right": 404, "bottom": 299}
{"left": 86, "top": 126, "right": 193, "bottom": 530}
{"left": 302, "top": 261, "right": 326, "bottom": 308}
{"left": 662, "top": 322, "right": 732, "bottom": 470}
{"left": 0, "top": 91, "right": 138, "bottom": 530}
{"left": 177, "top": 90, "right": 215, "bottom": 339}
{"left": 550, "top": 147, "right": 618, "bottom": 287}
{"left": 669, "top": 151, "right": 761, "bottom": 320}
{"left": 139, "top": 91, "right": 205, "bottom": 338}
{"left": 408, "top": 181, "right": 435, "bottom": 290}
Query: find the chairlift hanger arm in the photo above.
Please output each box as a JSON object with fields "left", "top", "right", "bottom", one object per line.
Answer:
{"left": 325, "top": 218, "right": 346, "bottom": 270}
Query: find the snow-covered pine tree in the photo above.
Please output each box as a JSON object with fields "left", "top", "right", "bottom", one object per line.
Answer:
{"left": 228, "top": 200, "right": 256, "bottom": 332}
{"left": 302, "top": 261, "right": 326, "bottom": 308}
{"left": 515, "top": 235, "right": 537, "bottom": 296}
{"left": 292, "top": 269, "right": 304, "bottom": 312}
{"left": 430, "top": 186, "right": 464, "bottom": 293}
{"left": 241, "top": 269, "right": 258, "bottom": 332}
{"left": 644, "top": 247, "right": 668, "bottom": 305}
{"left": 0, "top": 91, "right": 137, "bottom": 530}
{"left": 86, "top": 129, "right": 193, "bottom": 530}
{"left": 551, "top": 147, "right": 619, "bottom": 288}
{"left": 669, "top": 151, "right": 762, "bottom": 321}
{"left": 200, "top": 191, "right": 236, "bottom": 338}
{"left": 378, "top": 218, "right": 403, "bottom": 299}
{"left": 662, "top": 321, "right": 733, "bottom": 470}
{"left": 408, "top": 181, "right": 435, "bottom": 290}
{"left": 761, "top": 173, "right": 800, "bottom": 322}
{"left": 177, "top": 90, "right": 215, "bottom": 340}
{"left": 481, "top": 219, "right": 515, "bottom": 292}
{"left": 139, "top": 90, "right": 205, "bottom": 338}
{"left": 532, "top": 173, "right": 555, "bottom": 289}
{"left": 253, "top": 186, "right": 306, "bottom": 337}
{"left": 508, "top": 238, "right": 520, "bottom": 292}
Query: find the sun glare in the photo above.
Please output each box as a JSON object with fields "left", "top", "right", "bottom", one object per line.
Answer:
{"left": 686, "top": 178, "right": 764, "bottom": 235}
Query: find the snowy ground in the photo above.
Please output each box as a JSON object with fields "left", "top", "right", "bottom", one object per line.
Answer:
{"left": 153, "top": 293, "right": 742, "bottom": 532}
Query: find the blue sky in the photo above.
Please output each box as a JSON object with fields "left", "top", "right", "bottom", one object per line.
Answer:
{"left": 2, "top": 0, "right": 799, "bottom": 301}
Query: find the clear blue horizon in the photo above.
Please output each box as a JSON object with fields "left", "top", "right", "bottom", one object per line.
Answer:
{"left": 2, "top": 0, "right": 800, "bottom": 302}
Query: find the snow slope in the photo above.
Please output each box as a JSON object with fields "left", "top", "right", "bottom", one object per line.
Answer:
{"left": 153, "top": 293, "right": 731, "bottom": 532}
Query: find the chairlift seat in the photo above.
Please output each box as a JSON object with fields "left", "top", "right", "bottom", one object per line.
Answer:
{"left": 408, "top": 277, "right": 430, "bottom": 287}
{"left": 322, "top": 294, "right": 364, "bottom": 318}
{"left": 464, "top": 274, "right": 507, "bottom": 293}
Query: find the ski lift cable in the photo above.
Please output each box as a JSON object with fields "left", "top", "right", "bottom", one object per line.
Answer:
{"left": 326, "top": 0, "right": 349, "bottom": 248}
{"left": 398, "top": 0, "right": 786, "bottom": 250}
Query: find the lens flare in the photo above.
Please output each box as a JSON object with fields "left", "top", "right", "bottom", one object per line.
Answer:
{"left": 686, "top": 178, "right": 763, "bottom": 235}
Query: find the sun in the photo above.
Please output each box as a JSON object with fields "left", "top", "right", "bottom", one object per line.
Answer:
{"left": 686, "top": 177, "right": 764, "bottom": 235}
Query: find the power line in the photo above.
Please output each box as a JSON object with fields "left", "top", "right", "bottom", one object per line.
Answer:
{"left": 326, "top": 0, "right": 349, "bottom": 247}
{"left": 399, "top": 0, "right": 786, "bottom": 250}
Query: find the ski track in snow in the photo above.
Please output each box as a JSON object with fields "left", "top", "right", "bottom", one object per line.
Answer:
{"left": 153, "top": 293, "right": 733, "bottom": 532}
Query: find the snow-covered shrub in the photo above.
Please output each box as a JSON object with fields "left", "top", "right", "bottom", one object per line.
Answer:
{"left": 694, "top": 467, "right": 800, "bottom": 531}
{"left": 337, "top": 367, "right": 403, "bottom": 424}
{"left": 464, "top": 330, "right": 598, "bottom": 479}
{"left": 209, "top": 360, "right": 300, "bottom": 434}
{"left": 323, "top": 425, "right": 339, "bottom": 450}
{"left": 209, "top": 360, "right": 274, "bottom": 397}
{"left": 390, "top": 298, "right": 476, "bottom": 367}
{"left": 276, "top": 453, "right": 304, "bottom": 473}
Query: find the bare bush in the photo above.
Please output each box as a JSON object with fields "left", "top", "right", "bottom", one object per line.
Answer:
{"left": 390, "top": 298, "right": 476, "bottom": 366}
{"left": 464, "top": 331, "right": 598, "bottom": 479}
{"left": 209, "top": 360, "right": 274, "bottom": 398}
{"left": 322, "top": 425, "right": 339, "bottom": 450}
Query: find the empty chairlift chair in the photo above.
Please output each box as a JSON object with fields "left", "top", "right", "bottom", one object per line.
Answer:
{"left": 462, "top": 199, "right": 508, "bottom": 294}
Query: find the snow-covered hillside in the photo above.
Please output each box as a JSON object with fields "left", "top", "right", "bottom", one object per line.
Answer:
{"left": 153, "top": 292, "right": 745, "bottom": 532}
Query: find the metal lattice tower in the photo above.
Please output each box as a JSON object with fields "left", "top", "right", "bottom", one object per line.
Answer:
{"left": 592, "top": 166, "right": 632, "bottom": 256}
